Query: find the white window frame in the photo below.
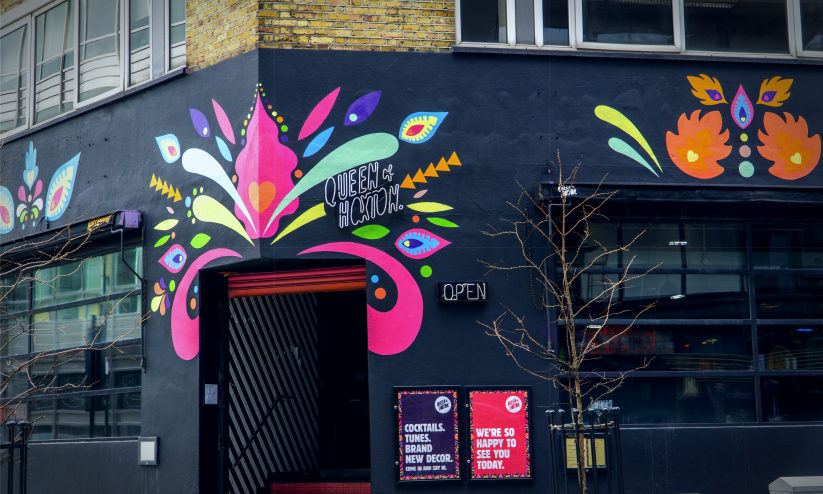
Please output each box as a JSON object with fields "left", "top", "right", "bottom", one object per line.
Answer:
{"left": 165, "top": 0, "right": 185, "bottom": 72}
{"left": 456, "top": 0, "right": 815, "bottom": 60}
{"left": 0, "top": 17, "right": 33, "bottom": 140}
{"left": 0, "top": 0, "right": 181, "bottom": 139}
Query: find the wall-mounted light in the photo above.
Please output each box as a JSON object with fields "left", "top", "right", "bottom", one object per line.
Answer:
{"left": 138, "top": 437, "right": 159, "bottom": 466}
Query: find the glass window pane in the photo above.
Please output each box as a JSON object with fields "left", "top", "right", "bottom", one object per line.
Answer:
{"left": 0, "top": 26, "right": 26, "bottom": 77}
{"left": 34, "top": 256, "right": 105, "bottom": 308}
{"left": 107, "top": 294, "right": 142, "bottom": 341}
{"left": 170, "top": 24, "right": 185, "bottom": 45}
{"left": 29, "top": 343, "right": 141, "bottom": 391}
{"left": 685, "top": 0, "right": 789, "bottom": 53}
{"left": 1, "top": 361, "right": 29, "bottom": 400}
{"left": 461, "top": 0, "right": 507, "bottom": 43}
{"left": 85, "top": 0, "right": 118, "bottom": 40}
{"left": 762, "top": 377, "right": 823, "bottom": 422}
{"left": 31, "top": 301, "right": 107, "bottom": 352}
{"left": 543, "top": 0, "right": 569, "bottom": 45}
{"left": 753, "top": 224, "right": 823, "bottom": 269}
{"left": 108, "top": 248, "right": 142, "bottom": 293}
{"left": 570, "top": 223, "right": 746, "bottom": 269}
{"left": 569, "top": 325, "right": 753, "bottom": 371}
{"left": 40, "top": 3, "right": 69, "bottom": 63}
{"left": 755, "top": 274, "right": 823, "bottom": 319}
{"left": 30, "top": 392, "right": 140, "bottom": 439}
{"left": 515, "top": 0, "right": 534, "bottom": 44}
{"left": 581, "top": 0, "right": 674, "bottom": 45}
{"left": 170, "top": 0, "right": 186, "bottom": 25}
{"left": 758, "top": 325, "right": 823, "bottom": 370}
{"left": 0, "top": 317, "right": 29, "bottom": 357}
{"left": 573, "top": 274, "right": 749, "bottom": 319}
{"left": 0, "top": 275, "right": 30, "bottom": 314}
{"left": 131, "top": 0, "right": 150, "bottom": 30}
{"left": 564, "top": 377, "right": 756, "bottom": 424}
{"left": 800, "top": 0, "right": 823, "bottom": 50}
{"left": 130, "top": 28, "right": 150, "bottom": 50}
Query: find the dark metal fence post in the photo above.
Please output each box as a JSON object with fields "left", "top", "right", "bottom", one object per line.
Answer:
{"left": 547, "top": 411, "right": 557, "bottom": 494}
{"left": 572, "top": 409, "right": 583, "bottom": 489}
{"left": 588, "top": 409, "right": 599, "bottom": 494}
{"left": 613, "top": 408, "right": 625, "bottom": 494}
{"left": 6, "top": 421, "right": 15, "bottom": 494}
{"left": 601, "top": 409, "right": 613, "bottom": 494}
{"left": 559, "top": 409, "right": 569, "bottom": 494}
{"left": 17, "top": 421, "right": 28, "bottom": 494}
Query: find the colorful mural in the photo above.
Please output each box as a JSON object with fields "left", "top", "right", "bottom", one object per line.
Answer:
{"left": 596, "top": 74, "right": 821, "bottom": 180}
{"left": 0, "top": 141, "right": 81, "bottom": 235}
{"left": 149, "top": 84, "right": 458, "bottom": 360}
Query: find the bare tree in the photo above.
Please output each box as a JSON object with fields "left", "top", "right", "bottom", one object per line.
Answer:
{"left": 478, "top": 155, "right": 657, "bottom": 493}
{"left": 0, "top": 140, "right": 145, "bottom": 462}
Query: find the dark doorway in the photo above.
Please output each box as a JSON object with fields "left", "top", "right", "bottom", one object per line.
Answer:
{"left": 224, "top": 285, "right": 369, "bottom": 494}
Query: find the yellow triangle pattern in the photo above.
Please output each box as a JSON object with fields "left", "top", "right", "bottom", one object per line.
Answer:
{"left": 400, "top": 175, "right": 416, "bottom": 189}
{"left": 435, "top": 157, "right": 450, "bottom": 172}
{"left": 423, "top": 163, "right": 439, "bottom": 177}
{"left": 412, "top": 169, "right": 427, "bottom": 183}
{"left": 149, "top": 175, "right": 183, "bottom": 202}
{"left": 447, "top": 152, "right": 462, "bottom": 166}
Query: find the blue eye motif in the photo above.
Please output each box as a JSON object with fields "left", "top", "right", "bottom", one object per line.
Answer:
{"left": 395, "top": 229, "right": 450, "bottom": 259}
{"left": 159, "top": 244, "right": 188, "bottom": 273}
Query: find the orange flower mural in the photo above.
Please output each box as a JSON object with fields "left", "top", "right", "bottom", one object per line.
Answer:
{"left": 666, "top": 110, "right": 731, "bottom": 179}
{"left": 758, "top": 112, "right": 821, "bottom": 180}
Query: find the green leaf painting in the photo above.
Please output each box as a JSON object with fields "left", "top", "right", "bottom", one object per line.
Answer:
{"left": 190, "top": 233, "right": 212, "bottom": 249}
{"left": 154, "top": 219, "right": 179, "bottom": 230}
{"left": 427, "top": 217, "right": 458, "bottom": 228}
{"left": 154, "top": 235, "right": 171, "bottom": 247}
{"left": 352, "top": 224, "right": 390, "bottom": 239}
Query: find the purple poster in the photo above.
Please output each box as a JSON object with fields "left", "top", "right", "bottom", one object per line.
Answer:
{"left": 396, "top": 388, "right": 460, "bottom": 482}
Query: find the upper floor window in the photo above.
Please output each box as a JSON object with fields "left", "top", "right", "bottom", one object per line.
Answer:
{"left": 458, "top": 0, "right": 820, "bottom": 57}
{"left": 0, "top": 0, "right": 185, "bottom": 139}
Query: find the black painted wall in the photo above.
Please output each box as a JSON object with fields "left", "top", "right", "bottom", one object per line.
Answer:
{"left": 0, "top": 48, "right": 821, "bottom": 493}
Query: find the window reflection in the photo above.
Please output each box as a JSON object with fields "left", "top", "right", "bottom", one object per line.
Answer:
{"left": 460, "top": 0, "right": 507, "bottom": 43}
{"left": 762, "top": 377, "right": 823, "bottom": 422}
{"left": 752, "top": 224, "right": 823, "bottom": 269}
{"left": 566, "top": 377, "right": 756, "bottom": 424}
{"left": 758, "top": 326, "right": 823, "bottom": 370}
{"left": 755, "top": 274, "right": 823, "bottom": 319}
{"left": 573, "top": 274, "right": 749, "bottom": 319}
{"left": 29, "top": 391, "right": 141, "bottom": 440}
{"left": 581, "top": 0, "right": 674, "bottom": 45}
{"left": 570, "top": 223, "right": 746, "bottom": 269}
{"left": 684, "top": 0, "right": 789, "bottom": 53}
{"left": 569, "top": 325, "right": 753, "bottom": 371}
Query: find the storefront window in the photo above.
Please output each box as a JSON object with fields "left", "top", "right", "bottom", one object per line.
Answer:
{"left": 460, "top": 0, "right": 507, "bottom": 43}
{"left": 558, "top": 218, "right": 823, "bottom": 424}
{"left": 0, "top": 247, "right": 142, "bottom": 440}
{"left": 684, "top": 0, "right": 789, "bottom": 53}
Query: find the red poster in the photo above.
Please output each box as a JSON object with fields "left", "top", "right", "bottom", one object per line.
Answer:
{"left": 468, "top": 388, "right": 531, "bottom": 480}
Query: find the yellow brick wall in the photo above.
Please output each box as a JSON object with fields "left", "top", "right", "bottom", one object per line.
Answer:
{"left": 186, "top": 0, "right": 260, "bottom": 71}
{"left": 258, "top": 0, "right": 455, "bottom": 52}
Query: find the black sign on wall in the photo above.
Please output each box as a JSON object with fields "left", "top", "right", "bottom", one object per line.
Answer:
{"left": 437, "top": 282, "right": 487, "bottom": 302}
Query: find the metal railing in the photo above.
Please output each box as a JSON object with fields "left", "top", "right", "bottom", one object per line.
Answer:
{"left": 2, "top": 420, "right": 30, "bottom": 494}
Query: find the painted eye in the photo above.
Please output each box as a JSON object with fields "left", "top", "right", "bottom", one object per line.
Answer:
{"left": 155, "top": 134, "right": 181, "bottom": 163}
{"left": 761, "top": 91, "right": 777, "bottom": 103}
{"left": 706, "top": 90, "right": 722, "bottom": 101}
{"left": 731, "top": 85, "right": 753, "bottom": 129}
{"left": 159, "top": 244, "right": 188, "bottom": 273}
{"left": 45, "top": 153, "right": 80, "bottom": 221}
{"left": 0, "top": 186, "right": 13, "bottom": 234}
{"left": 399, "top": 112, "right": 448, "bottom": 144}
{"left": 395, "top": 228, "right": 450, "bottom": 259}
